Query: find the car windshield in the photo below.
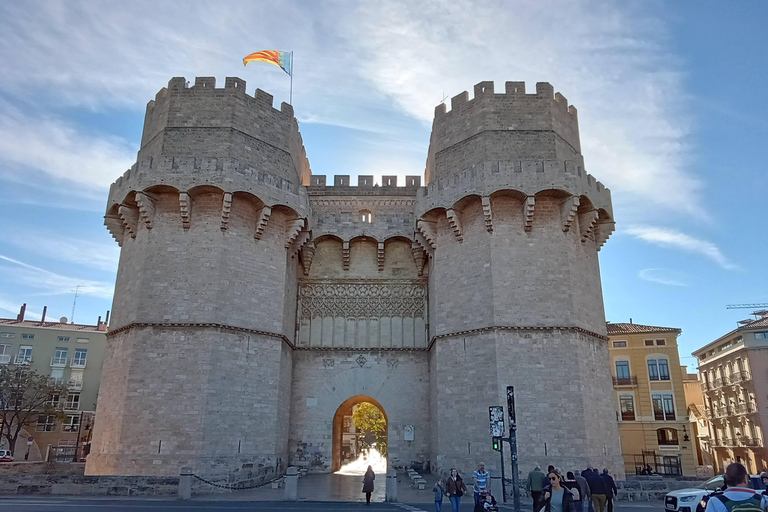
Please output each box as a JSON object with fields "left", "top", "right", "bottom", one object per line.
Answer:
{"left": 750, "top": 477, "right": 766, "bottom": 490}
{"left": 699, "top": 476, "right": 724, "bottom": 490}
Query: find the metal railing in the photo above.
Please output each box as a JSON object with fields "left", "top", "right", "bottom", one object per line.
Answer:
{"left": 68, "top": 381, "right": 83, "bottom": 390}
{"left": 50, "top": 357, "right": 67, "bottom": 367}
{"left": 633, "top": 452, "right": 682, "bottom": 476}
{"left": 14, "top": 355, "right": 32, "bottom": 364}
{"left": 70, "top": 358, "right": 87, "bottom": 368}
{"left": 613, "top": 376, "right": 638, "bottom": 386}
{"left": 729, "top": 371, "right": 751, "bottom": 384}
{"left": 0, "top": 354, "right": 10, "bottom": 364}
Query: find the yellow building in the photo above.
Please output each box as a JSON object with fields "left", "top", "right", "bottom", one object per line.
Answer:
{"left": 681, "top": 366, "right": 715, "bottom": 475}
{"left": 607, "top": 322, "right": 697, "bottom": 476}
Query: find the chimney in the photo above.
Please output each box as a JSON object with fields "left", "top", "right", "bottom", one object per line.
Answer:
{"left": 105, "top": 310, "right": 110, "bottom": 325}
{"left": 629, "top": 318, "right": 633, "bottom": 324}
{"left": 97, "top": 315, "right": 102, "bottom": 327}
{"left": 40, "top": 306, "right": 47, "bottom": 325}
{"left": 17, "top": 303, "right": 26, "bottom": 322}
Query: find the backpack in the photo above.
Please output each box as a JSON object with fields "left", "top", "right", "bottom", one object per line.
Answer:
{"left": 714, "top": 493, "right": 764, "bottom": 512}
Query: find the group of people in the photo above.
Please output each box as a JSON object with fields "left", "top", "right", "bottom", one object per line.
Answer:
{"left": 432, "top": 462, "right": 498, "bottom": 512}
{"left": 526, "top": 465, "right": 617, "bottom": 512}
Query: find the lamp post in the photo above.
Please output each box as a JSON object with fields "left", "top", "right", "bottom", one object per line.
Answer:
{"left": 72, "top": 411, "right": 84, "bottom": 462}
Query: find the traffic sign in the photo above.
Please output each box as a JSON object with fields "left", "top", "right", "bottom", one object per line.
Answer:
{"left": 27, "top": 436, "right": 34, "bottom": 442}
{"left": 489, "top": 406, "right": 504, "bottom": 437}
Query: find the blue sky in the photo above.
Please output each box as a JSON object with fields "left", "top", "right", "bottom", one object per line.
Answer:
{"left": 0, "top": 1, "right": 765, "bottom": 369}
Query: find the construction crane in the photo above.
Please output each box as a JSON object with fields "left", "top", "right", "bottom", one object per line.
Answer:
{"left": 726, "top": 303, "right": 768, "bottom": 309}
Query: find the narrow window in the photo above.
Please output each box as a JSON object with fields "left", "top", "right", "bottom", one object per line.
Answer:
{"left": 657, "top": 428, "right": 679, "bottom": 446}
{"left": 658, "top": 359, "right": 670, "bottom": 380}
{"left": 615, "top": 361, "right": 631, "bottom": 382}
{"left": 656, "top": 339, "right": 666, "bottom": 346}
{"left": 620, "top": 396, "right": 635, "bottom": 421}
{"left": 359, "top": 210, "right": 373, "bottom": 223}
{"left": 663, "top": 394, "right": 676, "bottom": 420}
{"left": 652, "top": 394, "right": 664, "bottom": 420}
{"left": 648, "top": 359, "right": 659, "bottom": 381}
{"left": 612, "top": 341, "right": 627, "bottom": 347}
{"left": 644, "top": 340, "right": 654, "bottom": 346}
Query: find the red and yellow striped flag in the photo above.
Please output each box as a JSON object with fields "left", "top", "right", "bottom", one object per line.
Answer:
{"left": 243, "top": 50, "right": 292, "bottom": 76}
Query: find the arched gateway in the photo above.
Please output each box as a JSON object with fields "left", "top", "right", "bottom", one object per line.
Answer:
{"left": 332, "top": 395, "right": 387, "bottom": 472}
{"left": 88, "top": 76, "right": 624, "bottom": 479}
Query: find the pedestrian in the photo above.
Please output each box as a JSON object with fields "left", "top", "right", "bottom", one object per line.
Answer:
{"left": 564, "top": 472, "right": 583, "bottom": 512}
{"left": 527, "top": 465, "right": 546, "bottom": 509}
{"left": 761, "top": 472, "right": 768, "bottom": 497}
{"left": 474, "top": 462, "right": 491, "bottom": 505}
{"left": 581, "top": 466, "right": 593, "bottom": 479}
{"left": 586, "top": 468, "right": 607, "bottom": 512}
{"left": 706, "top": 463, "right": 767, "bottom": 512}
{"left": 573, "top": 470, "right": 591, "bottom": 512}
{"left": 540, "top": 469, "right": 576, "bottom": 512}
{"left": 434, "top": 478, "right": 446, "bottom": 512}
{"left": 362, "top": 465, "right": 375, "bottom": 505}
{"left": 445, "top": 468, "right": 468, "bottom": 512}
{"left": 601, "top": 469, "right": 617, "bottom": 512}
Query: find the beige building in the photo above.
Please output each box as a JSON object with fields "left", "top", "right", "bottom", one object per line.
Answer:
{"left": 607, "top": 322, "right": 697, "bottom": 476}
{"left": 693, "top": 311, "right": 768, "bottom": 474}
{"left": 0, "top": 304, "right": 107, "bottom": 462}
{"left": 681, "top": 366, "right": 715, "bottom": 474}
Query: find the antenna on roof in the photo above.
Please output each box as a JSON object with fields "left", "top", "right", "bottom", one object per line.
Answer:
{"left": 70, "top": 285, "right": 82, "bottom": 324}
{"left": 441, "top": 92, "right": 448, "bottom": 104}
{"left": 726, "top": 303, "right": 768, "bottom": 309}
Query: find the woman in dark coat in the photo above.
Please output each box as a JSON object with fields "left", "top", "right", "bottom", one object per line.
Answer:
{"left": 445, "top": 468, "right": 468, "bottom": 512}
{"left": 362, "top": 465, "right": 375, "bottom": 504}
{"left": 540, "top": 469, "right": 576, "bottom": 512}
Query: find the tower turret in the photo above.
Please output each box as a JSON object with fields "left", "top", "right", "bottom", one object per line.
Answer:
{"left": 418, "top": 81, "right": 622, "bottom": 476}
{"left": 87, "top": 77, "right": 311, "bottom": 475}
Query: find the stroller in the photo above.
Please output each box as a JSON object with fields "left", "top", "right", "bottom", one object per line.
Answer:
{"left": 474, "top": 490, "right": 499, "bottom": 512}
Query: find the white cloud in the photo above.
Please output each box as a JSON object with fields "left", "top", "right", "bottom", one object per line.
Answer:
{"left": 2, "top": 232, "right": 119, "bottom": 273}
{"left": 0, "top": 0, "right": 700, "bottom": 217}
{"left": 0, "top": 255, "right": 114, "bottom": 299}
{"left": 0, "top": 101, "right": 135, "bottom": 191}
{"left": 626, "top": 225, "right": 738, "bottom": 270}
{"left": 638, "top": 268, "right": 689, "bottom": 287}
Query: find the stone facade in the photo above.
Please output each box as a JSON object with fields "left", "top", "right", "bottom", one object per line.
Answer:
{"left": 87, "top": 77, "right": 623, "bottom": 479}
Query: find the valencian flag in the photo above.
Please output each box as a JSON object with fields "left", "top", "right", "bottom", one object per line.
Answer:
{"left": 243, "top": 50, "right": 292, "bottom": 76}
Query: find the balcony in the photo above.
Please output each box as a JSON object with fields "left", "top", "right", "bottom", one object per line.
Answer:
{"left": 14, "top": 355, "right": 32, "bottom": 365}
{"left": 715, "top": 438, "right": 736, "bottom": 447}
{"left": 70, "top": 358, "right": 87, "bottom": 369}
{"left": 0, "top": 354, "right": 10, "bottom": 364}
{"left": 733, "top": 403, "right": 757, "bottom": 415}
{"left": 729, "top": 371, "right": 752, "bottom": 385}
{"left": 50, "top": 357, "right": 67, "bottom": 368}
{"left": 714, "top": 377, "right": 725, "bottom": 388}
{"left": 613, "top": 376, "right": 638, "bottom": 387}
{"left": 739, "top": 437, "right": 763, "bottom": 447}
{"left": 716, "top": 406, "right": 731, "bottom": 418}
{"left": 701, "top": 381, "right": 713, "bottom": 392}
{"left": 67, "top": 380, "right": 83, "bottom": 390}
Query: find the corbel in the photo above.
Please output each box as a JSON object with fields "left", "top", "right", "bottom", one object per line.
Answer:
{"left": 135, "top": 192, "right": 157, "bottom": 230}
{"left": 179, "top": 192, "right": 191, "bottom": 230}
{"left": 220, "top": 193, "right": 233, "bottom": 231}
{"left": 377, "top": 242, "right": 385, "bottom": 271}
{"left": 254, "top": 206, "right": 272, "bottom": 240}
{"left": 481, "top": 196, "right": 493, "bottom": 233}
{"left": 118, "top": 205, "right": 139, "bottom": 239}
{"left": 560, "top": 196, "right": 580, "bottom": 233}
{"left": 445, "top": 209, "right": 464, "bottom": 242}
{"left": 524, "top": 196, "right": 535, "bottom": 232}
{"left": 579, "top": 210, "right": 599, "bottom": 243}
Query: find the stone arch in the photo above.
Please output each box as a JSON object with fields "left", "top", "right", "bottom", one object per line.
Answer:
{"left": 451, "top": 194, "right": 482, "bottom": 213}
{"left": 332, "top": 394, "right": 388, "bottom": 472}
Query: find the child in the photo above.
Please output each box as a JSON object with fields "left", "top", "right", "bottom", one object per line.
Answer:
{"left": 433, "top": 479, "right": 445, "bottom": 512}
{"left": 474, "top": 491, "right": 498, "bottom": 512}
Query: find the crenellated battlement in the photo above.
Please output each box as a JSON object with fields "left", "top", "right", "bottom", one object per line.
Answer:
{"left": 306, "top": 174, "right": 421, "bottom": 196}
{"left": 140, "top": 76, "right": 310, "bottom": 187}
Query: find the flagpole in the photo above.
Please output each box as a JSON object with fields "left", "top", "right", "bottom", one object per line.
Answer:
{"left": 290, "top": 51, "right": 294, "bottom": 105}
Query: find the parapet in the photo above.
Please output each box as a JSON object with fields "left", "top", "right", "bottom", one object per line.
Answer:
{"left": 140, "top": 77, "right": 310, "bottom": 186}
{"left": 430, "top": 80, "right": 581, "bottom": 158}
{"left": 307, "top": 175, "right": 422, "bottom": 196}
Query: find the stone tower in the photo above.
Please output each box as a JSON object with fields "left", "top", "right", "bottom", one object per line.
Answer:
{"left": 89, "top": 76, "right": 623, "bottom": 479}
{"left": 87, "top": 77, "right": 312, "bottom": 475}
{"left": 418, "top": 81, "right": 621, "bottom": 474}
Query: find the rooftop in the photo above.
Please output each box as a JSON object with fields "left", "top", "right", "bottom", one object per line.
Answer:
{"left": 692, "top": 312, "right": 768, "bottom": 357}
{"left": 0, "top": 318, "right": 107, "bottom": 332}
{"left": 606, "top": 322, "right": 681, "bottom": 335}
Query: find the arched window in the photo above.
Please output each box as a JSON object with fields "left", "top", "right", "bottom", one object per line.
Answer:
{"left": 359, "top": 210, "right": 373, "bottom": 223}
{"left": 657, "top": 428, "right": 679, "bottom": 446}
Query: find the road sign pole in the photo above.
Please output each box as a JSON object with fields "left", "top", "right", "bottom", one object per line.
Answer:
{"left": 507, "top": 386, "right": 521, "bottom": 512}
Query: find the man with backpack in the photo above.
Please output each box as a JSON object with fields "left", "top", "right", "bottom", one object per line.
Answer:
{"left": 705, "top": 463, "right": 768, "bottom": 512}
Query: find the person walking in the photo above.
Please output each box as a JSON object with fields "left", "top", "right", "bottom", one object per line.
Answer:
{"left": 528, "top": 465, "right": 546, "bottom": 509}
{"left": 761, "top": 472, "right": 768, "bottom": 497}
{"left": 474, "top": 462, "right": 491, "bottom": 505}
{"left": 706, "top": 463, "right": 768, "bottom": 512}
{"left": 564, "top": 472, "right": 584, "bottom": 512}
{"left": 362, "top": 465, "right": 375, "bottom": 505}
{"left": 434, "top": 478, "right": 446, "bottom": 512}
{"left": 573, "top": 470, "right": 591, "bottom": 512}
{"left": 445, "top": 468, "right": 468, "bottom": 512}
{"left": 540, "top": 469, "right": 576, "bottom": 512}
{"left": 586, "top": 468, "right": 607, "bottom": 512}
{"left": 601, "top": 469, "right": 617, "bottom": 512}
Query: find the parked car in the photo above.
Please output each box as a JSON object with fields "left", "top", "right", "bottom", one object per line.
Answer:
{"left": 0, "top": 449, "right": 13, "bottom": 462}
{"left": 664, "top": 475, "right": 766, "bottom": 512}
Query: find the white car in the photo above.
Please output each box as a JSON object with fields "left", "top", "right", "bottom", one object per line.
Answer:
{"left": 664, "top": 475, "right": 766, "bottom": 512}
{"left": 0, "top": 449, "right": 13, "bottom": 462}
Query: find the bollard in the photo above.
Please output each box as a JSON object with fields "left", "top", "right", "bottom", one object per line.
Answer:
{"left": 385, "top": 469, "right": 398, "bottom": 502}
{"left": 178, "top": 467, "right": 192, "bottom": 501}
{"left": 284, "top": 466, "right": 298, "bottom": 501}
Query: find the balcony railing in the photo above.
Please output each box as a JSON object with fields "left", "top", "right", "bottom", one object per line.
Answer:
{"left": 740, "top": 437, "right": 763, "bottom": 447}
{"left": 733, "top": 403, "right": 757, "bottom": 415}
{"left": 14, "top": 355, "right": 32, "bottom": 364}
{"left": 729, "top": 371, "right": 752, "bottom": 385}
{"left": 613, "top": 376, "right": 638, "bottom": 386}
{"left": 68, "top": 381, "right": 83, "bottom": 390}
{"left": 0, "top": 354, "right": 10, "bottom": 364}
{"left": 70, "top": 358, "right": 87, "bottom": 369}
{"left": 50, "top": 357, "right": 67, "bottom": 367}
{"left": 715, "top": 438, "right": 736, "bottom": 447}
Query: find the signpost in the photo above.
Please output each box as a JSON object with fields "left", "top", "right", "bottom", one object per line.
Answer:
{"left": 507, "top": 386, "right": 521, "bottom": 512}
{"left": 489, "top": 406, "right": 507, "bottom": 501}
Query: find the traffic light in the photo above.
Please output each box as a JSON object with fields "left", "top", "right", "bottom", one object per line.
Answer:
{"left": 492, "top": 437, "right": 501, "bottom": 452}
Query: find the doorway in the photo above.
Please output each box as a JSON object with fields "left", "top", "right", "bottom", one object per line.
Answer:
{"left": 332, "top": 395, "right": 388, "bottom": 473}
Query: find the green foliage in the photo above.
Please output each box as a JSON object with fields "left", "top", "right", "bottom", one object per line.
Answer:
{"left": 352, "top": 402, "right": 387, "bottom": 457}
{"left": 0, "top": 366, "right": 68, "bottom": 456}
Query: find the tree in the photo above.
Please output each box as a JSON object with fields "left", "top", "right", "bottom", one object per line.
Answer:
{"left": 352, "top": 402, "right": 387, "bottom": 457}
{"left": 0, "top": 365, "right": 68, "bottom": 456}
